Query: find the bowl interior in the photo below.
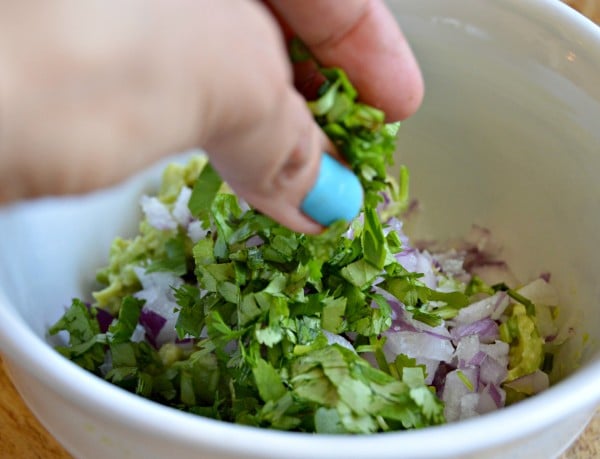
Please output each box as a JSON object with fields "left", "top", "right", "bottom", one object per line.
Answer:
{"left": 390, "top": 0, "right": 600, "bottom": 365}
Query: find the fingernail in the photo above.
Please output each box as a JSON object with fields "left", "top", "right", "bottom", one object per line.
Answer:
{"left": 301, "top": 153, "right": 363, "bottom": 226}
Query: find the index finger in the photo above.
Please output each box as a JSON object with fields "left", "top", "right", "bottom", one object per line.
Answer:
{"left": 267, "top": 0, "right": 424, "bottom": 121}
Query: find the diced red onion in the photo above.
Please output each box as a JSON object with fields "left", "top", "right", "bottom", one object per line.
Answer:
{"left": 453, "top": 338, "right": 507, "bottom": 389}
{"left": 485, "top": 383, "right": 506, "bottom": 408}
{"left": 431, "top": 249, "right": 469, "bottom": 281}
{"left": 548, "top": 319, "right": 577, "bottom": 346}
{"left": 371, "top": 286, "right": 404, "bottom": 320}
{"left": 459, "top": 393, "right": 480, "bottom": 419}
{"left": 343, "top": 213, "right": 364, "bottom": 240}
{"left": 451, "top": 318, "right": 499, "bottom": 344}
{"left": 187, "top": 220, "right": 208, "bottom": 243}
{"left": 470, "top": 262, "right": 519, "bottom": 289}
{"left": 384, "top": 331, "right": 454, "bottom": 363}
{"left": 173, "top": 338, "right": 196, "bottom": 352}
{"left": 383, "top": 217, "right": 408, "bottom": 245}
{"left": 417, "top": 251, "right": 438, "bottom": 289}
{"left": 130, "top": 324, "right": 147, "bottom": 343}
{"left": 517, "top": 278, "right": 559, "bottom": 306}
{"left": 395, "top": 248, "right": 419, "bottom": 272}
{"left": 140, "top": 195, "right": 177, "bottom": 231}
{"left": 133, "top": 267, "right": 183, "bottom": 346}
{"left": 453, "top": 291, "right": 509, "bottom": 325}
{"left": 389, "top": 303, "right": 453, "bottom": 340}
{"left": 134, "top": 267, "right": 183, "bottom": 297}
{"left": 454, "top": 335, "right": 481, "bottom": 365}
{"left": 468, "top": 350, "right": 487, "bottom": 366}
{"left": 418, "top": 357, "right": 442, "bottom": 385}
{"left": 140, "top": 308, "right": 167, "bottom": 348}
{"left": 480, "top": 341, "right": 510, "bottom": 368}
{"left": 381, "top": 191, "right": 391, "bottom": 205}
{"left": 383, "top": 294, "right": 453, "bottom": 340}
{"left": 395, "top": 258, "right": 437, "bottom": 289}
{"left": 476, "top": 388, "right": 498, "bottom": 414}
{"left": 322, "top": 330, "right": 355, "bottom": 353}
{"left": 172, "top": 186, "right": 193, "bottom": 226}
{"left": 533, "top": 303, "right": 559, "bottom": 340}
{"left": 478, "top": 354, "right": 508, "bottom": 386}
{"left": 431, "top": 362, "right": 453, "bottom": 396}
{"left": 245, "top": 235, "right": 264, "bottom": 248}
{"left": 394, "top": 249, "right": 437, "bottom": 289}
{"left": 442, "top": 368, "right": 479, "bottom": 422}
{"left": 94, "top": 307, "right": 114, "bottom": 333}
{"left": 389, "top": 319, "right": 418, "bottom": 334}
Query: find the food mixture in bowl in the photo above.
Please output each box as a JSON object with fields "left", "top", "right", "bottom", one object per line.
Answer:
{"left": 48, "top": 66, "right": 578, "bottom": 433}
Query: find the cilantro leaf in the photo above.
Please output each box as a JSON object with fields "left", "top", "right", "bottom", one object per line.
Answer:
{"left": 306, "top": 67, "right": 400, "bottom": 208}
{"left": 145, "top": 235, "right": 187, "bottom": 276}
{"left": 188, "top": 162, "right": 223, "bottom": 225}
{"left": 49, "top": 299, "right": 106, "bottom": 372}
{"left": 108, "top": 296, "right": 144, "bottom": 344}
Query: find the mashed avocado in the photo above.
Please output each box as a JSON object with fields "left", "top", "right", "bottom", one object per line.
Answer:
{"left": 500, "top": 303, "right": 545, "bottom": 381}
{"left": 93, "top": 156, "right": 207, "bottom": 313}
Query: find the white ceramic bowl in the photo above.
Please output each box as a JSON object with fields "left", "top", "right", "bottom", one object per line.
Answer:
{"left": 2, "top": 1, "right": 600, "bottom": 458}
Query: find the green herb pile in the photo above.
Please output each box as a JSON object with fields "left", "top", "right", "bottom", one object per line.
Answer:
{"left": 48, "top": 65, "right": 455, "bottom": 433}
{"left": 48, "top": 60, "right": 572, "bottom": 432}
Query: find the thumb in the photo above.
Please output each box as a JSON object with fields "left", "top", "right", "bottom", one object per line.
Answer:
{"left": 200, "top": 3, "right": 363, "bottom": 234}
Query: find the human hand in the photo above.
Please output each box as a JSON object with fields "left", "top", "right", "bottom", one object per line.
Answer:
{"left": 0, "top": 0, "right": 423, "bottom": 233}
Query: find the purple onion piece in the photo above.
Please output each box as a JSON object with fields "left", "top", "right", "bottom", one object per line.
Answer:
{"left": 245, "top": 235, "right": 264, "bottom": 248}
{"left": 442, "top": 367, "right": 479, "bottom": 422}
{"left": 454, "top": 292, "right": 509, "bottom": 326}
{"left": 94, "top": 307, "right": 114, "bottom": 333}
{"left": 432, "top": 362, "right": 454, "bottom": 397}
{"left": 468, "top": 350, "right": 488, "bottom": 366}
{"left": 477, "top": 385, "right": 503, "bottom": 413}
{"left": 486, "top": 383, "right": 506, "bottom": 408}
{"left": 479, "top": 354, "right": 508, "bottom": 386}
{"left": 174, "top": 337, "right": 196, "bottom": 351}
{"left": 451, "top": 318, "right": 499, "bottom": 344}
{"left": 175, "top": 337, "right": 195, "bottom": 344}
{"left": 139, "top": 308, "right": 167, "bottom": 348}
{"left": 454, "top": 335, "right": 481, "bottom": 365}
{"left": 383, "top": 331, "right": 454, "bottom": 363}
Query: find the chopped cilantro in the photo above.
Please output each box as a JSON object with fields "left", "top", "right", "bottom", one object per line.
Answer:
{"left": 49, "top": 55, "right": 565, "bottom": 434}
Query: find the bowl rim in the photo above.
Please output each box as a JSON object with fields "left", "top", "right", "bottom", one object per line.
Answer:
{"left": 2, "top": 0, "right": 600, "bottom": 457}
{"left": 3, "top": 291, "right": 600, "bottom": 458}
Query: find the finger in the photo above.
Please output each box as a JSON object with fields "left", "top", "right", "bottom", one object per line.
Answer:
{"left": 0, "top": 0, "right": 363, "bottom": 233}
{"left": 199, "top": 2, "right": 362, "bottom": 233}
{"left": 266, "top": 0, "right": 424, "bottom": 121}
